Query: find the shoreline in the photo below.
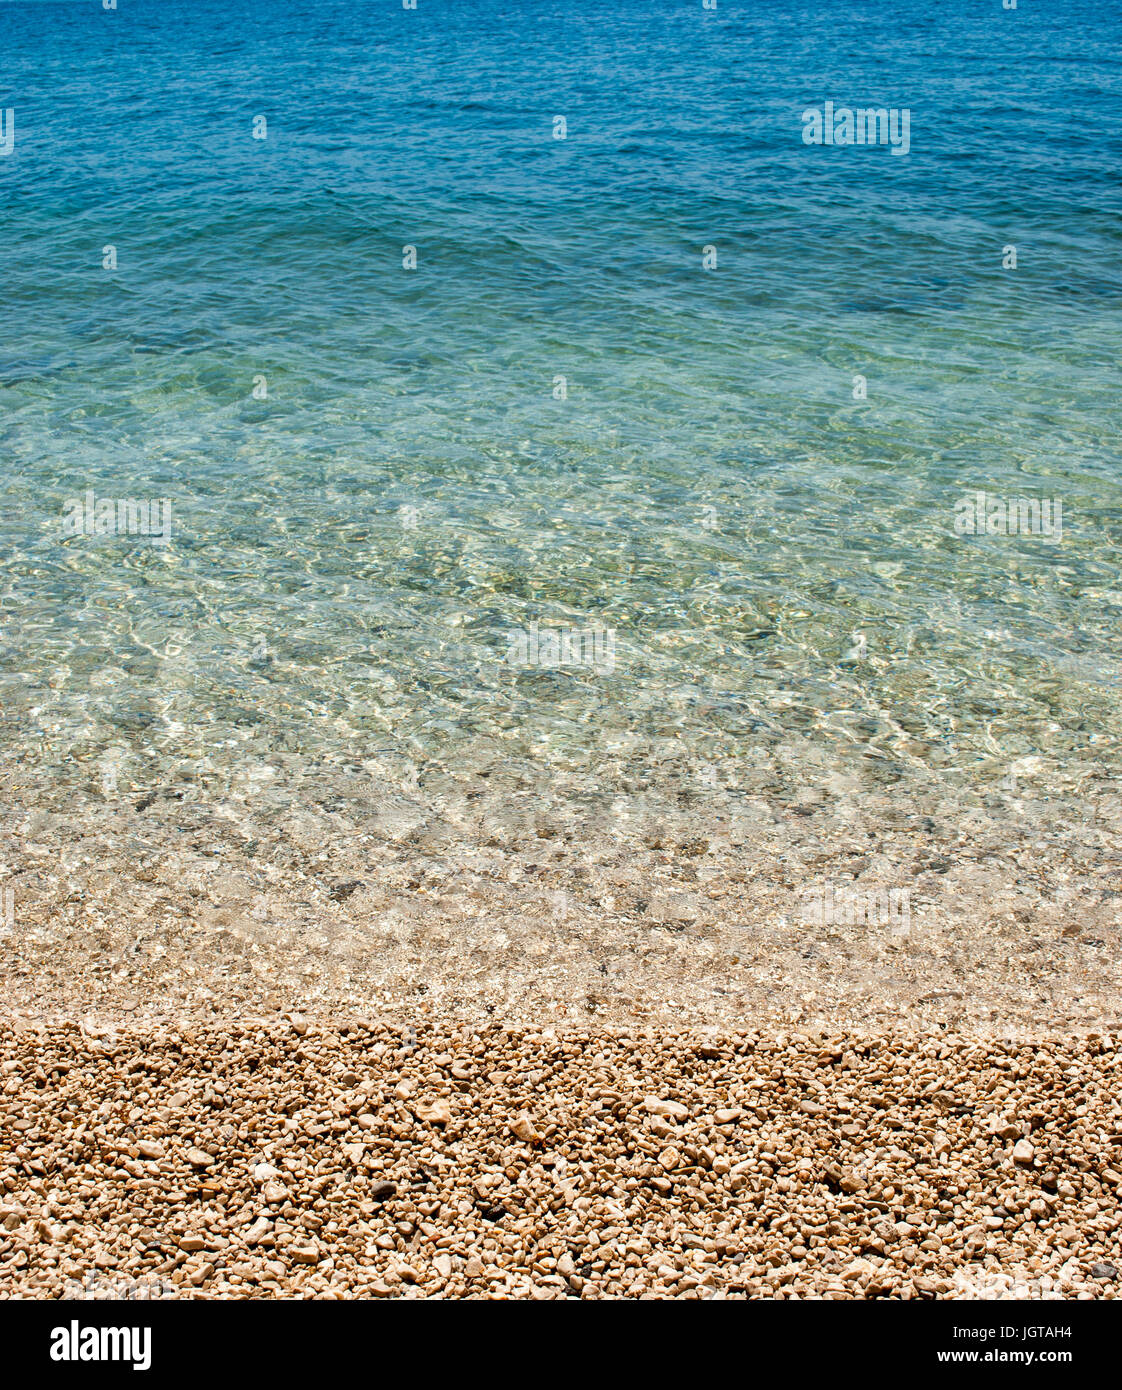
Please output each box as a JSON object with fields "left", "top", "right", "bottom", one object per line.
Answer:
{"left": 3, "top": 764, "right": 1119, "bottom": 1034}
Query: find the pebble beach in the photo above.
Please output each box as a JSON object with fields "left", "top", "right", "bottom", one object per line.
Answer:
{"left": 2, "top": 0, "right": 1121, "bottom": 1315}
{"left": 2, "top": 1019, "right": 1119, "bottom": 1300}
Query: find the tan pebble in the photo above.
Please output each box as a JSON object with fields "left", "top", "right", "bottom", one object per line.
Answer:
{"left": 509, "top": 1113, "right": 540, "bottom": 1143}
{"left": 414, "top": 1099, "right": 452, "bottom": 1125}
{"left": 644, "top": 1098, "right": 689, "bottom": 1120}
{"left": 244, "top": 1217, "right": 273, "bottom": 1246}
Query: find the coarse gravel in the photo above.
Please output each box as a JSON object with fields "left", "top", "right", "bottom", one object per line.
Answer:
{"left": 1, "top": 1018, "right": 1119, "bottom": 1300}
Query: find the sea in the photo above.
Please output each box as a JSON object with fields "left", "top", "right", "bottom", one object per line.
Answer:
{"left": 0, "top": 0, "right": 1119, "bottom": 1025}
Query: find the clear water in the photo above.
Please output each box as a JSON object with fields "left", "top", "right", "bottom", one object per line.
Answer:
{"left": 0, "top": 0, "right": 1119, "bottom": 1022}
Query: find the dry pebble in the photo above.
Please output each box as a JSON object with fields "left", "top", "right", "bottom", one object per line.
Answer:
{"left": 0, "top": 1020, "right": 1119, "bottom": 1300}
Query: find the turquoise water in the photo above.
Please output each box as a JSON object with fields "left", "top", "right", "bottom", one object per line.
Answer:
{"left": 0, "top": 0, "right": 1119, "bottom": 884}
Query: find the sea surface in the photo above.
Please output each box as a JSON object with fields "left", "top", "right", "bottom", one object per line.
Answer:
{"left": 0, "top": 0, "right": 1119, "bottom": 1024}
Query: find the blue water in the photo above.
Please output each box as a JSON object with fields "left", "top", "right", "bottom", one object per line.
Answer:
{"left": 0, "top": 0, "right": 1119, "bottom": 860}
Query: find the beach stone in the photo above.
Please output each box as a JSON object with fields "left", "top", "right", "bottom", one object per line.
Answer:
{"left": 244, "top": 1217, "right": 273, "bottom": 1246}
{"left": 509, "top": 1113, "right": 540, "bottom": 1143}
{"left": 414, "top": 1099, "right": 452, "bottom": 1125}
{"left": 644, "top": 1098, "right": 689, "bottom": 1120}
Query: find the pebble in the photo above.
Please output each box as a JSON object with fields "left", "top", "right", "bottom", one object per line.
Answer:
{"left": 414, "top": 1099, "right": 452, "bottom": 1126}
{"left": 644, "top": 1098, "right": 689, "bottom": 1120}
{"left": 509, "top": 1113, "right": 540, "bottom": 1143}
{"left": 244, "top": 1218, "right": 273, "bottom": 1246}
